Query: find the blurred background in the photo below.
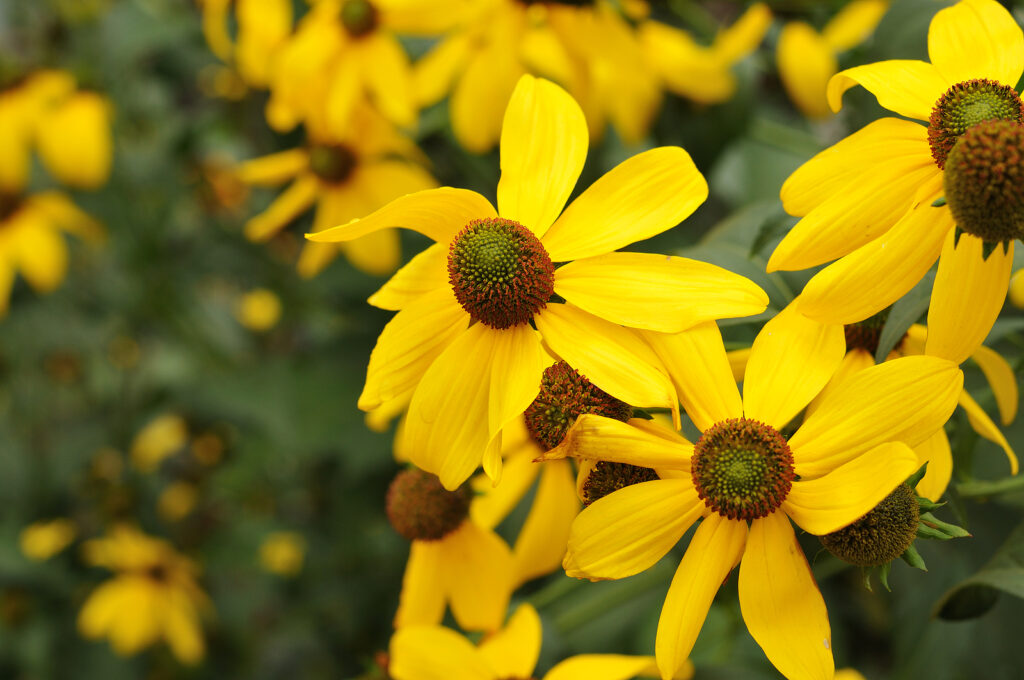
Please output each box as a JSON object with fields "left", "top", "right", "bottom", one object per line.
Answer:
{"left": 1, "top": 0, "right": 1024, "bottom": 678}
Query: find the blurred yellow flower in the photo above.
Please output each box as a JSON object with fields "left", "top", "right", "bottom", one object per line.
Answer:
{"left": 131, "top": 414, "right": 188, "bottom": 473}
{"left": 20, "top": 518, "right": 76, "bottom": 561}
{"left": 235, "top": 288, "right": 282, "bottom": 331}
{"left": 1009, "top": 269, "right": 1024, "bottom": 308}
{"left": 200, "top": 0, "right": 293, "bottom": 89}
{"left": 158, "top": 482, "right": 199, "bottom": 522}
{"left": 35, "top": 90, "right": 114, "bottom": 190}
{"left": 78, "top": 526, "right": 209, "bottom": 665}
{"left": 238, "top": 102, "right": 435, "bottom": 277}
{"left": 259, "top": 531, "right": 307, "bottom": 576}
{"left": 777, "top": 1, "right": 889, "bottom": 118}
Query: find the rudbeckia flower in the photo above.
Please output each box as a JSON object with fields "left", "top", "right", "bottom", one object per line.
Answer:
{"left": 390, "top": 603, "right": 693, "bottom": 680}
{"left": 199, "top": 0, "right": 293, "bottom": 88}
{"left": 769, "top": 0, "right": 1024, "bottom": 365}
{"left": 309, "top": 74, "right": 768, "bottom": 489}
{"left": 542, "top": 308, "right": 963, "bottom": 680}
{"left": 238, "top": 102, "right": 435, "bottom": 277}
{"left": 78, "top": 526, "right": 209, "bottom": 665}
{"left": 776, "top": 0, "right": 889, "bottom": 118}
{"left": 20, "top": 518, "right": 76, "bottom": 561}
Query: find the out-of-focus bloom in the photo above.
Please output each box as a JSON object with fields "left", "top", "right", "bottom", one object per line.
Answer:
{"left": 1009, "top": 268, "right": 1024, "bottom": 308}
{"left": 238, "top": 102, "right": 435, "bottom": 277}
{"left": 199, "top": 0, "right": 293, "bottom": 89}
{"left": 835, "top": 671, "right": 868, "bottom": 680}
{"left": 639, "top": 3, "right": 771, "bottom": 107}
{"left": 259, "top": 531, "right": 307, "bottom": 576}
{"left": 543, "top": 308, "right": 962, "bottom": 679}
{"left": 131, "top": 414, "right": 188, "bottom": 473}
{"left": 158, "top": 482, "right": 199, "bottom": 522}
{"left": 191, "top": 432, "right": 225, "bottom": 466}
{"left": 770, "top": 0, "right": 1024, "bottom": 366}
{"left": 78, "top": 526, "right": 209, "bottom": 665}
{"left": 310, "top": 74, "right": 767, "bottom": 489}
{"left": 235, "top": 288, "right": 282, "bottom": 331}
{"left": 777, "top": 0, "right": 889, "bottom": 118}
{"left": 35, "top": 91, "right": 113, "bottom": 190}
{"left": 390, "top": 603, "right": 693, "bottom": 680}
{"left": 415, "top": 1, "right": 661, "bottom": 151}
{"left": 20, "top": 519, "right": 76, "bottom": 561}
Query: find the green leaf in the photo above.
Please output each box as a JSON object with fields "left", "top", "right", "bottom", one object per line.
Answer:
{"left": 935, "top": 519, "right": 1024, "bottom": 620}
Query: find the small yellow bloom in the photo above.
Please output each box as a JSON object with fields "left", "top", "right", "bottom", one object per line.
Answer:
{"left": 158, "top": 482, "right": 199, "bottom": 522}
{"left": 259, "top": 531, "right": 306, "bottom": 576}
{"left": 78, "top": 526, "right": 209, "bottom": 665}
{"left": 1009, "top": 268, "right": 1024, "bottom": 308}
{"left": 235, "top": 288, "right": 282, "bottom": 331}
{"left": 131, "top": 414, "right": 188, "bottom": 473}
{"left": 20, "top": 519, "right": 76, "bottom": 561}
{"left": 199, "top": 0, "right": 293, "bottom": 89}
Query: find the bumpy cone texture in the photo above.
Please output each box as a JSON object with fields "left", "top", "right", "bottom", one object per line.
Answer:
{"left": 582, "top": 461, "right": 659, "bottom": 506}
{"left": 820, "top": 483, "right": 920, "bottom": 567}
{"left": 385, "top": 468, "right": 471, "bottom": 541}
{"left": 928, "top": 79, "right": 1024, "bottom": 169}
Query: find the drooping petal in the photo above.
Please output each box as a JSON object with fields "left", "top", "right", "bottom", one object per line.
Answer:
{"left": 642, "top": 323, "right": 742, "bottom": 432}
{"left": 639, "top": 21, "right": 736, "bottom": 103}
{"left": 497, "top": 75, "right": 587, "bottom": 237}
{"left": 712, "top": 2, "right": 772, "bottom": 63}
{"left": 367, "top": 243, "right": 449, "bottom": 311}
{"left": 804, "top": 348, "right": 876, "bottom": 419}
{"left": 470, "top": 450, "right": 541, "bottom": 530}
{"left": 822, "top": 0, "right": 889, "bottom": 52}
{"left": 656, "top": 515, "right": 747, "bottom": 680}
{"left": 389, "top": 625, "right": 492, "bottom": 680}
{"left": 536, "top": 304, "right": 680, "bottom": 425}
{"left": 545, "top": 655, "right": 672, "bottom": 680}
{"left": 356, "top": 33, "right": 416, "bottom": 128}
{"left": 742, "top": 305, "right": 846, "bottom": 430}
{"left": 440, "top": 522, "right": 515, "bottom": 632}
{"left": 776, "top": 22, "right": 837, "bottom": 120}
{"left": 414, "top": 33, "right": 472, "bottom": 107}
{"left": 739, "top": 513, "right": 833, "bottom": 680}
{"left": 307, "top": 188, "right": 496, "bottom": 245}
{"left": 77, "top": 580, "right": 124, "bottom": 639}
{"left": 797, "top": 176, "right": 949, "bottom": 324}
{"left": 783, "top": 441, "right": 919, "bottom": 535}
{"left": 358, "top": 288, "right": 468, "bottom": 415}
{"left": 970, "top": 344, "right": 1018, "bottom": 425}
{"left": 926, "top": 234, "right": 1014, "bottom": 365}
{"left": 541, "top": 147, "right": 707, "bottom": 262}
{"left": 450, "top": 33, "right": 524, "bottom": 154}
{"left": 244, "top": 174, "right": 319, "bottom": 241}
{"left": 913, "top": 429, "right": 953, "bottom": 501}
{"left": 160, "top": 592, "right": 205, "bottom": 665}
{"left": 553, "top": 252, "right": 768, "bottom": 333}
{"left": 513, "top": 459, "right": 579, "bottom": 585}
{"left": 538, "top": 414, "right": 692, "bottom": 470}
{"left": 959, "top": 389, "right": 1019, "bottom": 475}
{"left": 479, "top": 604, "right": 542, "bottom": 680}
{"left": 236, "top": 149, "right": 309, "bottom": 186}
{"left": 827, "top": 59, "right": 949, "bottom": 119}
{"left": 563, "top": 479, "right": 702, "bottom": 580}
{"left": 727, "top": 347, "right": 750, "bottom": 383}
{"left": 927, "top": 0, "right": 1024, "bottom": 89}
{"left": 790, "top": 356, "right": 963, "bottom": 478}
{"left": 11, "top": 215, "right": 68, "bottom": 293}
{"left": 394, "top": 540, "right": 447, "bottom": 628}
{"left": 35, "top": 92, "right": 113, "bottom": 190}
{"left": 23, "top": 190, "right": 103, "bottom": 242}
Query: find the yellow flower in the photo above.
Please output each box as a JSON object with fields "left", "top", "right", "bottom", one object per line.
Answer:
{"left": 259, "top": 531, "right": 307, "bottom": 576}
{"left": 776, "top": 1, "right": 889, "bottom": 119}
{"left": 770, "top": 0, "right": 1024, "bottom": 365}
{"left": 131, "top": 414, "right": 188, "bottom": 473}
{"left": 78, "top": 526, "right": 208, "bottom": 665}
{"left": 1009, "top": 268, "right": 1024, "bottom": 308}
{"left": 309, "top": 74, "right": 768, "bottom": 490}
{"left": 158, "top": 482, "right": 199, "bottom": 522}
{"left": 0, "top": 70, "right": 75, "bottom": 193}
{"left": 34, "top": 90, "right": 114, "bottom": 190}
{"left": 542, "top": 307, "right": 963, "bottom": 680}
{"left": 235, "top": 288, "right": 282, "bottom": 331}
{"left": 199, "top": 0, "right": 293, "bottom": 88}
{"left": 237, "top": 103, "right": 435, "bottom": 277}
{"left": 20, "top": 518, "right": 76, "bottom": 561}
{"left": 638, "top": 3, "right": 771, "bottom": 106}
{"left": 390, "top": 603, "right": 693, "bottom": 680}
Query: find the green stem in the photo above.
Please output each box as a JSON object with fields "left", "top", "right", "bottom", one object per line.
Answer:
{"left": 956, "top": 475, "right": 1024, "bottom": 498}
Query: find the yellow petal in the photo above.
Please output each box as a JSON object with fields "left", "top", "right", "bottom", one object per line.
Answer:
{"left": 565, "top": 478, "right": 701, "bottom": 581}
{"left": 234, "top": 0, "right": 292, "bottom": 87}
{"left": 394, "top": 540, "right": 447, "bottom": 628}
{"left": 656, "top": 515, "right": 747, "bottom": 680}
{"left": 390, "top": 625, "right": 492, "bottom": 680}
{"left": 742, "top": 305, "right": 846, "bottom": 430}
{"left": 771, "top": 149, "right": 938, "bottom": 272}
{"left": 784, "top": 441, "right": 918, "bottom": 535}
{"left": 804, "top": 348, "right": 876, "bottom": 419}
{"left": 959, "top": 389, "right": 1019, "bottom": 475}
{"left": 244, "top": 174, "right": 318, "bottom": 242}
{"left": 970, "top": 344, "right": 1018, "bottom": 425}
{"left": 535, "top": 304, "right": 679, "bottom": 425}
{"left": 913, "top": 429, "right": 953, "bottom": 502}
{"left": 441, "top": 522, "right": 515, "bottom": 632}
{"left": 414, "top": 33, "right": 472, "bottom": 107}
{"left": 639, "top": 22, "right": 735, "bottom": 104}
{"left": 339, "top": 229, "right": 402, "bottom": 278}
{"left": 200, "top": 0, "right": 232, "bottom": 60}
{"left": 776, "top": 22, "right": 837, "bottom": 119}
{"left": 545, "top": 655, "right": 673, "bottom": 680}
{"left": 308, "top": 187, "right": 495, "bottom": 245}
{"left": 160, "top": 593, "right": 204, "bottom": 665}
{"left": 323, "top": 57, "right": 360, "bottom": 134}
{"left": 727, "top": 347, "right": 750, "bottom": 384}
{"left": 479, "top": 603, "right": 542, "bottom": 679}
{"left": 790, "top": 356, "right": 963, "bottom": 478}
{"left": 358, "top": 288, "right": 468, "bottom": 415}
{"left": 497, "top": 75, "right": 587, "bottom": 237}
{"left": 357, "top": 33, "right": 417, "bottom": 129}
{"left": 928, "top": 0, "right": 1024, "bottom": 88}
{"left": 797, "top": 176, "right": 949, "bottom": 324}
{"left": 822, "top": 0, "right": 889, "bottom": 51}
{"left": 642, "top": 323, "right": 742, "bottom": 432}
{"left": 554, "top": 252, "right": 768, "bottom": 333}
{"left": 513, "top": 459, "right": 579, "bottom": 585}
{"left": 23, "top": 190, "right": 104, "bottom": 242}
{"left": 108, "top": 577, "right": 160, "bottom": 655}
{"left": 541, "top": 147, "right": 707, "bottom": 262}
{"left": 78, "top": 580, "right": 124, "bottom": 638}
{"left": 827, "top": 59, "right": 949, "bottom": 119}
{"left": 451, "top": 37, "right": 524, "bottom": 154}
{"left": 712, "top": 2, "right": 772, "bottom": 63}
{"left": 35, "top": 92, "right": 113, "bottom": 189}
{"left": 926, "top": 234, "right": 1014, "bottom": 365}
{"left": 738, "top": 513, "right": 833, "bottom": 680}
{"left": 236, "top": 149, "right": 309, "bottom": 186}
{"left": 11, "top": 214, "right": 68, "bottom": 293}
{"left": 368, "top": 243, "right": 449, "bottom": 311}
{"left": 539, "top": 414, "right": 692, "bottom": 470}
{"left": 471, "top": 449, "right": 541, "bottom": 530}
